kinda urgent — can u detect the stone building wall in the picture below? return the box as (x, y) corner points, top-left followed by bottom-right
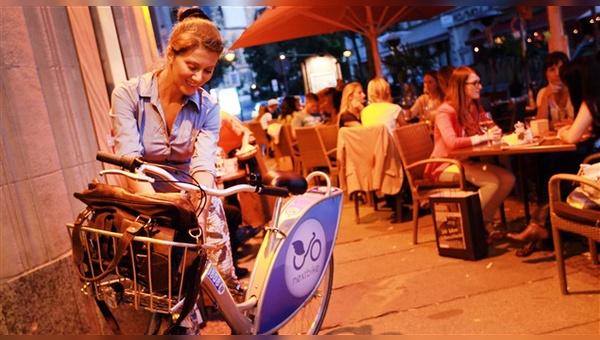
(0, 6), (156, 334)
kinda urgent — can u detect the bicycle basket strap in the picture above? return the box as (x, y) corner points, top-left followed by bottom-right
(72, 207), (145, 282)
(74, 180), (198, 231)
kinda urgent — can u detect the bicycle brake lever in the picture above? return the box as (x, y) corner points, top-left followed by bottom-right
(99, 169), (156, 183)
(248, 173), (262, 186)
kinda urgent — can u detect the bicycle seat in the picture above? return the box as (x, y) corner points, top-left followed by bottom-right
(263, 170), (307, 195)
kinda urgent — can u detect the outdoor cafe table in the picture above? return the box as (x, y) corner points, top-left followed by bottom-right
(448, 135), (578, 223)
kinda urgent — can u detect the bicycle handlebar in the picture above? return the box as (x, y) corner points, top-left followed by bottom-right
(97, 151), (143, 172)
(256, 185), (290, 197)
(96, 151), (290, 198)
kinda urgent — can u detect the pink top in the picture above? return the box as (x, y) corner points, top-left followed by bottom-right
(424, 102), (484, 180)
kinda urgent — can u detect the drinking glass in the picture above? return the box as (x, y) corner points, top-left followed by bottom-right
(421, 103), (431, 127)
(525, 116), (535, 130)
(479, 112), (495, 147)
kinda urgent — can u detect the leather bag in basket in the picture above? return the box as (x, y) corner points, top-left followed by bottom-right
(71, 181), (200, 291)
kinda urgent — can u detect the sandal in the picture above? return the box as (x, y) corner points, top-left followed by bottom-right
(485, 230), (505, 245)
(507, 222), (549, 243)
(515, 241), (537, 257)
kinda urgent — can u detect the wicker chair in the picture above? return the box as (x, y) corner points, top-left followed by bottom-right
(548, 155), (600, 295)
(337, 125), (404, 224)
(272, 124), (301, 173)
(294, 126), (339, 186)
(245, 121), (270, 157)
(316, 124), (339, 156)
(393, 122), (468, 245)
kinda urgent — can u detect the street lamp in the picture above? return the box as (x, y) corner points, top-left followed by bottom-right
(343, 50), (352, 58)
(224, 51), (236, 62)
(278, 52), (289, 96)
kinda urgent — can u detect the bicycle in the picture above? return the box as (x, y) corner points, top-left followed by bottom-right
(66, 151), (344, 335)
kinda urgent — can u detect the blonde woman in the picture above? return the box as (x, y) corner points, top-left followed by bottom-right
(361, 77), (406, 134)
(338, 82), (366, 128)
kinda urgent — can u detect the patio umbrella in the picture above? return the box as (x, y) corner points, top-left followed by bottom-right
(228, 6), (453, 78)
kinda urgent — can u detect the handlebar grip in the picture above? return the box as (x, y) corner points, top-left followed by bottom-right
(257, 185), (289, 198)
(96, 151), (143, 172)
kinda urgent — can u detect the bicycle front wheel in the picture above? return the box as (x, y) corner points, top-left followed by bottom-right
(276, 256), (334, 335)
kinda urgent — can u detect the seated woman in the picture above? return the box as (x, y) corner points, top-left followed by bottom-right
(508, 57), (600, 256)
(403, 70), (445, 126)
(436, 65), (455, 95)
(361, 77), (407, 134)
(278, 95), (301, 125)
(338, 82), (366, 128)
(316, 86), (338, 124)
(253, 104), (271, 133)
(535, 52), (574, 126)
(424, 66), (515, 244)
(557, 58), (600, 144)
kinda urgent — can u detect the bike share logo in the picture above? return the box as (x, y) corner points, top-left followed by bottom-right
(284, 218), (326, 297)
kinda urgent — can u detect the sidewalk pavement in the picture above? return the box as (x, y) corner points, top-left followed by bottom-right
(220, 195), (599, 335)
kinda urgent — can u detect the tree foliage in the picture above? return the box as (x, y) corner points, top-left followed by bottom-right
(381, 42), (437, 98)
(242, 33), (348, 100)
(206, 58), (231, 90)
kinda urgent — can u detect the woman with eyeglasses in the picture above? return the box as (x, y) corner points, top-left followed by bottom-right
(424, 66), (515, 244)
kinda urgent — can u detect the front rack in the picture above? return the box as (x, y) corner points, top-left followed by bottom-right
(66, 220), (201, 315)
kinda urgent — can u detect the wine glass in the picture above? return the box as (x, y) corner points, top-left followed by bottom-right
(418, 102), (430, 125)
(479, 112), (496, 147)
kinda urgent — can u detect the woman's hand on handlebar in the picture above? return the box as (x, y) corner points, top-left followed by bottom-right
(126, 177), (156, 194)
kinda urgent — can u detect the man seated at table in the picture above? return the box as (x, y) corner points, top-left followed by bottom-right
(290, 93), (319, 139)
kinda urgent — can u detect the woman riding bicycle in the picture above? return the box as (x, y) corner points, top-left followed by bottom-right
(110, 7), (239, 294)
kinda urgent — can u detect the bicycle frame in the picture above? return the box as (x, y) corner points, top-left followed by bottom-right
(245, 173), (343, 334)
(88, 157), (343, 335)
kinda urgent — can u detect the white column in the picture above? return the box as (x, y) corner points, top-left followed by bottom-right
(547, 6), (569, 56)
(90, 6), (127, 96)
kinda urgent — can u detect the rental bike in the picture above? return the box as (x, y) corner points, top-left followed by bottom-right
(66, 151), (343, 335)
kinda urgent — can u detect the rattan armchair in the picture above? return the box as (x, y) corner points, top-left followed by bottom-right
(337, 125), (404, 224)
(272, 124), (301, 173)
(548, 155), (600, 294)
(246, 121), (270, 157)
(294, 126), (339, 186)
(316, 124), (339, 157)
(393, 122), (468, 245)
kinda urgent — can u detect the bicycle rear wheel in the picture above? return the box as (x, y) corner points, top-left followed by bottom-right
(275, 257), (334, 335)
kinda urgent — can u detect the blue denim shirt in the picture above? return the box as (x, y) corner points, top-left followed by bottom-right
(111, 71), (220, 181)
